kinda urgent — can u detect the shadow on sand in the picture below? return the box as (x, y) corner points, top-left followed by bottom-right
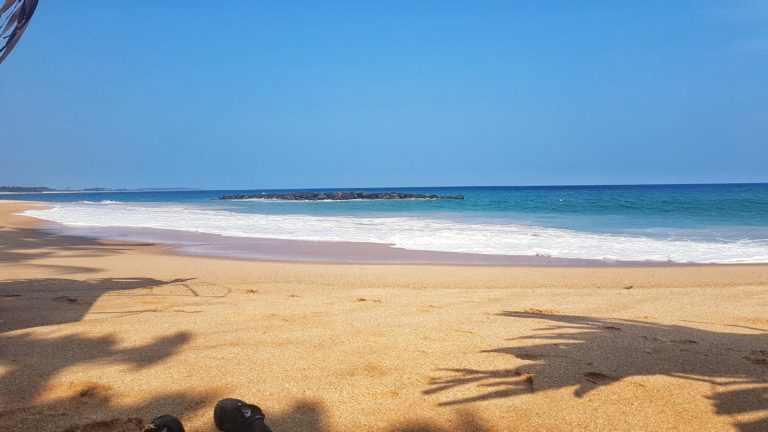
(0, 277), (194, 333)
(0, 226), (149, 274)
(424, 311), (768, 432)
(0, 322), (208, 431)
(266, 399), (493, 432)
(0, 273), (497, 431)
(0, 275), (214, 431)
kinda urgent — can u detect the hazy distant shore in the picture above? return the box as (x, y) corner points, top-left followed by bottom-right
(0, 188), (201, 194)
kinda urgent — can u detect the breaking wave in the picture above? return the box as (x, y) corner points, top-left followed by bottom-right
(22, 202), (768, 264)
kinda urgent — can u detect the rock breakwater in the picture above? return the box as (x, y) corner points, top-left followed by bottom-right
(218, 191), (464, 201)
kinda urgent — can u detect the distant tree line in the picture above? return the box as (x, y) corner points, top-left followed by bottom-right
(0, 186), (56, 192)
(0, 186), (195, 193)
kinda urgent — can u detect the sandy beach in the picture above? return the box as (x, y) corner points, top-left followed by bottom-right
(0, 200), (766, 432)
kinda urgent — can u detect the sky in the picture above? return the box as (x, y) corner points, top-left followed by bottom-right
(1, 0), (767, 189)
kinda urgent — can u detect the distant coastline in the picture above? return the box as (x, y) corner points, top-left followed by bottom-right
(0, 186), (201, 194)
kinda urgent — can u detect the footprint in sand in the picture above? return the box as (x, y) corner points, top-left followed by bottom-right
(43, 380), (112, 400)
(514, 352), (545, 361)
(643, 335), (698, 344)
(53, 296), (78, 304)
(355, 298), (382, 303)
(584, 372), (617, 385)
(524, 308), (560, 315)
(670, 339), (699, 344)
(744, 350), (768, 366)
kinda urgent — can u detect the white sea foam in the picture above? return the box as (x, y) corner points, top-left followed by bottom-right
(22, 203), (768, 263)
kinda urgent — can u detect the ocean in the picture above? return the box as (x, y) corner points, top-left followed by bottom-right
(6, 183), (768, 264)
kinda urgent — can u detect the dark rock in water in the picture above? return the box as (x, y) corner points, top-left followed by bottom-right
(217, 191), (465, 201)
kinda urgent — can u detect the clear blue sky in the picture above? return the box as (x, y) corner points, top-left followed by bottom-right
(1, 1), (767, 189)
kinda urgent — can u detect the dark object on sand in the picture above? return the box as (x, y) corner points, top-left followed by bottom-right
(218, 191), (465, 201)
(0, 0), (39, 64)
(142, 415), (186, 432)
(214, 398), (272, 432)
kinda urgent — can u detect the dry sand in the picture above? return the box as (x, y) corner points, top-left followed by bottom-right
(0, 200), (766, 432)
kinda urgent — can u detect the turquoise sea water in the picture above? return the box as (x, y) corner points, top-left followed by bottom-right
(7, 183), (768, 263)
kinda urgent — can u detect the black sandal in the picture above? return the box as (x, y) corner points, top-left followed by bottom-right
(213, 398), (272, 432)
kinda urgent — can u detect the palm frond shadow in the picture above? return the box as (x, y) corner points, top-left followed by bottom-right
(424, 311), (768, 431)
(0, 277), (195, 333)
(0, 323), (208, 432)
(0, 273), (235, 431)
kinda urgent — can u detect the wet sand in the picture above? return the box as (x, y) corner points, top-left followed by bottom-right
(1, 200), (766, 431)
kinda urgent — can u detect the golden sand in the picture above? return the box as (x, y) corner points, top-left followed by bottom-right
(0, 201), (766, 431)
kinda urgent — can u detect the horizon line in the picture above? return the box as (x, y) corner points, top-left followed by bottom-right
(3, 181), (768, 192)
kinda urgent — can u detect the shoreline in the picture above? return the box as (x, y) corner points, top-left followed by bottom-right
(7, 200), (641, 267)
(11, 199), (768, 267)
